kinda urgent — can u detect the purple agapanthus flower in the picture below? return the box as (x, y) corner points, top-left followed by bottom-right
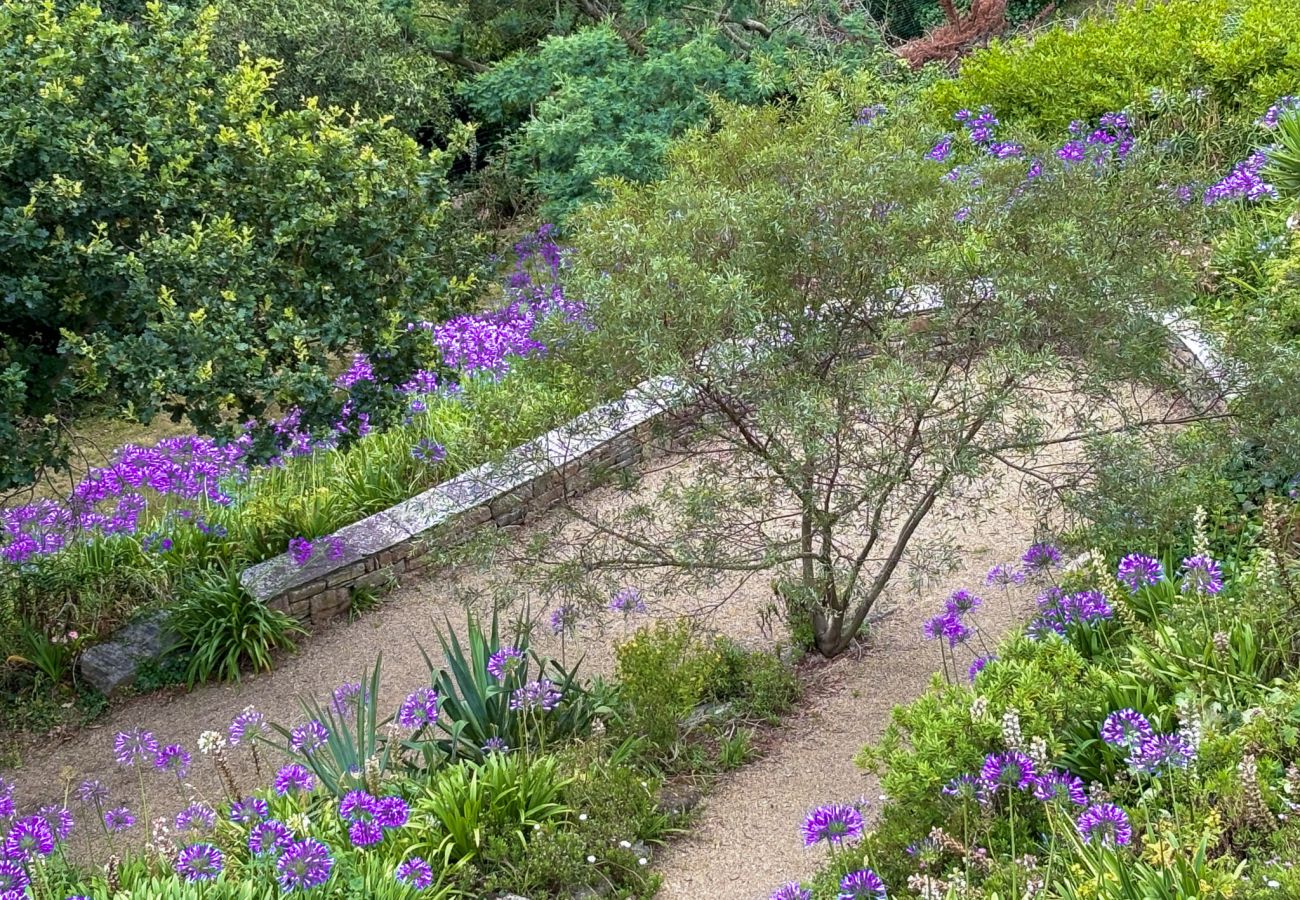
(509, 678), (562, 712)
(980, 751), (1036, 793)
(953, 206), (972, 223)
(76, 779), (108, 809)
(175, 803), (216, 834)
(103, 806), (135, 833)
(273, 764), (316, 796)
(396, 856), (435, 890)
(288, 536), (314, 567)
(486, 647), (525, 681)
(967, 655), (995, 683)
(339, 791), (377, 824)
(923, 610), (971, 647)
(1117, 553), (1164, 592)
(375, 796), (410, 829)
(397, 687), (439, 730)
(1128, 733), (1195, 775)
(249, 820), (294, 856)
(229, 708), (268, 746)
(926, 135), (954, 162)
(154, 743), (191, 779)
(0, 778), (13, 818)
(1179, 555), (1224, 595)
(1033, 770), (1087, 806)
(941, 774), (986, 805)
(176, 843), (223, 882)
(771, 883), (813, 900)
(1057, 141), (1086, 163)
(609, 586), (647, 614)
(331, 682), (368, 717)
(289, 721), (329, 755)
(113, 728), (159, 766)
(349, 820), (383, 847)
(1077, 802), (1132, 846)
(801, 803), (864, 846)
(944, 589), (982, 616)
(838, 869), (887, 900)
(1204, 151), (1277, 204)
(1022, 543), (1062, 572)
(550, 603), (580, 636)
(3, 816), (55, 862)
(277, 838), (334, 891)
(1100, 708), (1153, 749)
(482, 737), (510, 754)
(0, 860), (29, 896)
(229, 797), (269, 825)
(985, 564), (1025, 587)
(1259, 96), (1300, 128)
(36, 805), (73, 842)
(410, 438), (447, 464)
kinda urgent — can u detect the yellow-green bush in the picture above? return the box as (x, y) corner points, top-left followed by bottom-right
(926, 0), (1300, 134)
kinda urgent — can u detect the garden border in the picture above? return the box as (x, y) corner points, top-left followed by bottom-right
(77, 305), (1228, 694)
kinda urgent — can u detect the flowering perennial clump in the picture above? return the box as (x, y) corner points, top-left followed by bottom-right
(1116, 553), (1164, 592)
(801, 803), (864, 846)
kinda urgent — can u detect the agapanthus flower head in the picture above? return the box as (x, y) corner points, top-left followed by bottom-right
(1033, 770), (1087, 806)
(410, 438), (447, 464)
(176, 843), (223, 882)
(396, 687), (439, 730)
(1057, 141), (1086, 163)
(77, 779), (108, 808)
(922, 610), (971, 647)
(288, 536), (314, 567)
(1259, 96), (1300, 128)
(229, 707), (268, 746)
(944, 589), (982, 616)
(1076, 802), (1132, 846)
(289, 720), (329, 755)
(334, 353), (375, 390)
(1116, 553), (1164, 592)
(985, 563), (1025, 587)
(396, 855), (435, 890)
(482, 737), (510, 754)
(249, 820), (294, 856)
(113, 728), (159, 766)
(0, 777), (13, 818)
(339, 791), (378, 824)
(1022, 543), (1062, 572)
(1204, 150), (1276, 204)
(375, 796), (410, 829)
(838, 868), (887, 900)
(926, 135), (954, 163)
(3, 815), (55, 862)
(229, 797), (269, 825)
(154, 743), (191, 779)
(801, 803), (864, 847)
(509, 678), (563, 712)
(550, 603), (580, 636)
(330, 682), (367, 716)
(273, 764), (316, 796)
(1179, 555), (1224, 596)
(175, 803), (216, 834)
(103, 806), (135, 832)
(348, 820), (383, 847)
(980, 751), (1036, 793)
(486, 647), (525, 681)
(941, 774), (986, 805)
(0, 860), (29, 895)
(276, 838), (334, 891)
(36, 805), (73, 842)
(1028, 589), (1112, 638)
(771, 882), (812, 900)
(967, 655), (995, 683)
(1128, 732), (1195, 775)
(1100, 708), (1153, 749)
(609, 586), (647, 614)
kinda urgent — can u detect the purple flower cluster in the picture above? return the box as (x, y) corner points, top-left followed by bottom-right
(1028, 588), (1112, 639)
(396, 856), (435, 890)
(924, 588), (982, 648)
(801, 803), (864, 846)
(1076, 802), (1132, 846)
(771, 883), (812, 900)
(509, 678), (563, 712)
(981, 751), (1037, 793)
(336, 791), (410, 846)
(1203, 150), (1276, 205)
(273, 764), (316, 796)
(276, 837), (334, 891)
(1179, 554), (1223, 595)
(985, 563), (1025, 587)
(609, 586), (647, 615)
(487, 647), (525, 681)
(396, 687), (439, 730)
(1100, 708), (1153, 749)
(1116, 553), (1164, 592)
(1021, 542), (1062, 573)
(289, 720), (329, 755)
(550, 603), (580, 636)
(176, 843), (223, 882)
(334, 353), (376, 390)
(854, 104), (887, 127)
(1127, 732), (1195, 775)
(1258, 96), (1299, 129)
(838, 869), (887, 900)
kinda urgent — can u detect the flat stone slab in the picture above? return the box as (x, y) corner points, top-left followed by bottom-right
(240, 511), (412, 604)
(79, 610), (178, 696)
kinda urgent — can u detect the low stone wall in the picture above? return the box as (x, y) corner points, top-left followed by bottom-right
(239, 376), (691, 625)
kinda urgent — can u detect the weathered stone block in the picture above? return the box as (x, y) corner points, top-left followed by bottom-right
(78, 611), (179, 696)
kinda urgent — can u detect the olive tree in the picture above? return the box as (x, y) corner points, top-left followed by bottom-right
(521, 89), (1220, 657)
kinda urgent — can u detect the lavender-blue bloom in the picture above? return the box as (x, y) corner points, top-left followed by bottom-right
(482, 737), (510, 754)
(980, 751), (1036, 793)
(250, 820), (294, 855)
(0, 860), (29, 896)
(967, 655), (995, 683)
(1179, 555), (1224, 595)
(229, 708), (268, 746)
(985, 564), (1025, 587)
(509, 678), (562, 712)
(36, 805), (73, 842)
(1100, 708), (1153, 749)
(375, 796), (410, 829)
(113, 728), (158, 766)
(486, 647), (525, 681)
(1021, 543), (1062, 572)
(175, 803), (216, 834)
(550, 603), (580, 636)
(1033, 770), (1087, 806)
(154, 744), (191, 779)
(771, 884), (812, 900)
(609, 586), (647, 614)
(3, 816), (55, 862)
(339, 790), (378, 823)
(800, 803), (863, 846)
(276, 838), (334, 891)
(926, 135), (954, 162)
(941, 774), (986, 804)
(349, 820), (383, 847)
(1077, 802), (1132, 846)
(289, 720), (329, 755)
(838, 869), (887, 900)
(1128, 733), (1195, 775)
(396, 856), (435, 890)
(273, 764), (316, 796)
(176, 843), (223, 882)
(229, 797), (269, 825)
(1116, 553), (1164, 592)
(397, 687), (439, 730)
(103, 806), (135, 833)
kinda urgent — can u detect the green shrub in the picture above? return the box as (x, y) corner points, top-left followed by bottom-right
(168, 566), (305, 684)
(613, 619), (723, 752)
(927, 0), (1300, 135)
(706, 636), (800, 721)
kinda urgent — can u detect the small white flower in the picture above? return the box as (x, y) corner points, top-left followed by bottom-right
(619, 840), (631, 848)
(533, 824), (541, 831)
(197, 731), (227, 755)
(578, 813), (588, 821)
(1268, 881), (1280, 889)
(638, 857), (647, 866)
(587, 855), (596, 864)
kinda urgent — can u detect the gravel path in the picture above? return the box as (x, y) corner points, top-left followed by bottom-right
(1, 454), (1044, 892)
